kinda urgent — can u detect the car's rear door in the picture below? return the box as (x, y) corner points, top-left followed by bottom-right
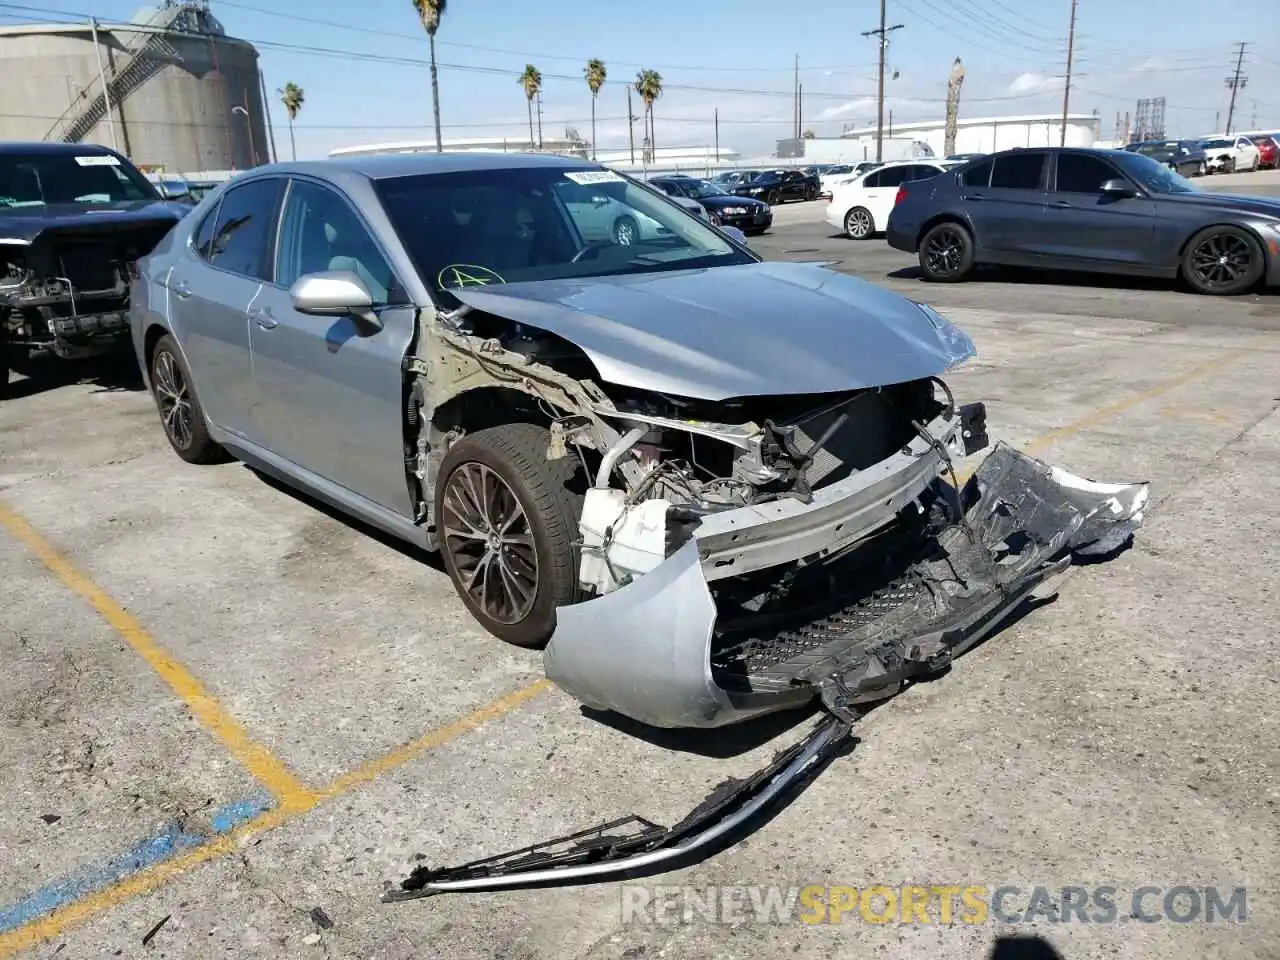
(1039, 152), (1158, 267)
(164, 175), (284, 440)
(959, 151), (1050, 257)
(861, 165), (911, 230)
(247, 176), (418, 516)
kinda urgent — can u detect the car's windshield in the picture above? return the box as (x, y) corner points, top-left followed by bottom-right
(681, 180), (730, 199)
(0, 151), (158, 209)
(1111, 151), (1198, 194)
(375, 166), (753, 300)
(1133, 142), (1176, 157)
(1199, 138), (1231, 149)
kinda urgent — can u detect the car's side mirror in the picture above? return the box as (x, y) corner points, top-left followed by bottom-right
(290, 270), (382, 332)
(1100, 178), (1138, 197)
(157, 182), (191, 202)
(721, 225), (748, 245)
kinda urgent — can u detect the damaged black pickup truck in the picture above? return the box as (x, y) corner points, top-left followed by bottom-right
(0, 142), (187, 392)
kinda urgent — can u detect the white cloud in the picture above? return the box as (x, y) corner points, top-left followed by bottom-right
(1007, 72), (1064, 95)
(817, 97), (877, 120)
(1129, 57), (1171, 74)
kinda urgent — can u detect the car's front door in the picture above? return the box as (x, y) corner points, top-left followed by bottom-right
(959, 151), (1049, 256)
(247, 176), (418, 516)
(163, 176), (284, 440)
(1039, 152), (1157, 267)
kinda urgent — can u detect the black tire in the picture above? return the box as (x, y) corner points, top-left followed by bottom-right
(434, 423), (585, 649)
(612, 215), (639, 246)
(148, 334), (228, 464)
(766, 190), (780, 206)
(1180, 225), (1264, 296)
(844, 206), (874, 240)
(918, 221), (975, 282)
(0, 336), (9, 398)
(805, 185), (817, 201)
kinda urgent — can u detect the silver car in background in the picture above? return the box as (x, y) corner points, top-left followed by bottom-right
(130, 152), (1147, 732)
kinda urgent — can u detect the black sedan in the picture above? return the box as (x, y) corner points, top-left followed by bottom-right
(725, 168), (819, 205)
(648, 176), (773, 234)
(884, 147), (1280, 296)
(1123, 139), (1207, 177)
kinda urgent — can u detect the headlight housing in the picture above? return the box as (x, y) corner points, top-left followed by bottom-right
(721, 206), (748, 216)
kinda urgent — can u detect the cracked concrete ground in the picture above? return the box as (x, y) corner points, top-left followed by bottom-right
(1, 173), (1278, 960)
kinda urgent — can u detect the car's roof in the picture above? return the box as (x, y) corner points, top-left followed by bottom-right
(0, 141), (121, 156)
(257, 150), (599, 182)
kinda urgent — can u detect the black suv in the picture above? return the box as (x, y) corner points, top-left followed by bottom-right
(648, 176), (773, 235)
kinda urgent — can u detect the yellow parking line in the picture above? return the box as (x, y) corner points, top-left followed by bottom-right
(0, 503), (317, 812)
(0, 346), (1247, 955)
(0, 679), (551, 957)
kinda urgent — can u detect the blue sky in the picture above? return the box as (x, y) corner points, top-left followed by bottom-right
(11, 0), (1280, 157)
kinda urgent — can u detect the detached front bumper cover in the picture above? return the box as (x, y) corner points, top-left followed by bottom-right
(386, 443), (1149, 900)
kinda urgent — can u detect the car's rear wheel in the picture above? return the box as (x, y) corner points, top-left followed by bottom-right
(612, 215), (639, 246)
(148, 334), (228, 464)
(434, 423), (585, 649)
(844, 206), (874, 239)
(1181, 225), (1264, 296)
(1196, 160), (1206, 176)
(0, 335), (10, 399)
(918, 221), (975, 282)
(766, 190), (780, 206)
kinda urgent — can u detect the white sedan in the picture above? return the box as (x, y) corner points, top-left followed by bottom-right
(819, 161), (882, 198)
(824, 159), (951, 240)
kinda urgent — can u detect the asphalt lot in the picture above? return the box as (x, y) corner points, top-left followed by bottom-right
(1, 169), (1279, 959)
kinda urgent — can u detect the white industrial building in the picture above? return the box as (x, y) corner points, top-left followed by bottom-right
(839, 113), (1103, 158)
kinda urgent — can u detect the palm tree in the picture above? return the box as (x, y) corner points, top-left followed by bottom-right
(518, 64), (542, 150)
(277, 82), (304, 161)
(583, 59), (606, 161)
(633, 69), (663, 160)
(411, 0), (448, 153)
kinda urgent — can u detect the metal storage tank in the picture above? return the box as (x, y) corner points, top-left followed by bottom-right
(0, 1), (271, 174)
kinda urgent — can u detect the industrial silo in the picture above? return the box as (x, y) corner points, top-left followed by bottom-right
(0, 1), (271, 175)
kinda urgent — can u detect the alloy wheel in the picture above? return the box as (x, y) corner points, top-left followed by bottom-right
(614, 219), (636, 246)
(440, 462), (539, 625)
(846, 208), (872, 239)
(923, 227), (965, 276)
(152, 349), (194, 450)
(1189, 233), (1252, 291)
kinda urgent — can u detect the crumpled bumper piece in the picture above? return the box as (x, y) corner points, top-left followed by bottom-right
(384, 713), (851, 900)
(546, 441), (1149, 730)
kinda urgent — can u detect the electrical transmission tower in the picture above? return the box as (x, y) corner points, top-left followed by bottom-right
(862, 0), (903, 162)
(1224, 42), (1248, 134)
(1133, 97), (1166, 141)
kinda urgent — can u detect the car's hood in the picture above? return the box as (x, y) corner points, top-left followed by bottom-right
(1168, 191), (1280, 218)
(448, 260), (976, 401)
(0, 199), (187, 244)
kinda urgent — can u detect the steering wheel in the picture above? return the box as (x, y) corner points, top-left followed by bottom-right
(571, 240), (614, 263)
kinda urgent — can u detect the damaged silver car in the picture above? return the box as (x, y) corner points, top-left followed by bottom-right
(131, 153), (1149, 739)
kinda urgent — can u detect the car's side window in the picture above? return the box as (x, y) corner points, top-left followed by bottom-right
(274, 178), (403, 307)
(990, 153), (1046, 190)
(875, 166), (910, 188)
(961, 159), (993, 187)
(862, 170), (882, 188)
(1055, 154), (1121, 193)
(204, 177), (284, 280)
(192, 196), (223, 261)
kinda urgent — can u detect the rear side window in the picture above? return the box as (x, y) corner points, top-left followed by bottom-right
(204, 177), (285, 280)
(961, 159), (992, 187)
(873, 166), (912, 188)
(990, 153), (1046, 190)
(192, 196), (223, 260)
(1056, 154), (1120, 193)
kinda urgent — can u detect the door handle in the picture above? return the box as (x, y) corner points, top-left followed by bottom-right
(965, 193), (985, 202)
(172, 279), (191, 299)
(247, 305), (278, 330)
(1051, 200), (1073, 208)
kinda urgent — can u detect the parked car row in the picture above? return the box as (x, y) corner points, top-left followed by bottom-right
(709, 167), (821, 205)
(824, 146), (1279, 297)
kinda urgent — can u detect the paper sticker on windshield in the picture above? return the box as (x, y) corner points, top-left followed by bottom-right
(563, 170), (623, 185)
(75, 154), (120, 166)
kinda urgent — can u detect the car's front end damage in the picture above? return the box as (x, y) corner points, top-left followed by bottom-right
(391, 261), (1149, 898)
(1, 206), (183, 361)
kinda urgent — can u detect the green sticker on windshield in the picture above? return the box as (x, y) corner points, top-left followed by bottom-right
(437, 264), (506, 289)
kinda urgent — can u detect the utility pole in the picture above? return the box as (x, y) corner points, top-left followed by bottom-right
(798, 84), (803, 136)
(1059, 0), (1077, 146)
(793, 54), (799, 138)
(1224, 42), (1248, 135)
(714, 106), (719, 161)
(626, 86), (636, 164)
(862, 0), (903, 163)
(535, 90), (544, 149)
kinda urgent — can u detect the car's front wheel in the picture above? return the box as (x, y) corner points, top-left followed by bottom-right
(434, 423), (585, 649)
(1180, 225), (1264, 296)
(844, 206), (874, 239)
(148, 334), (228, 464)
(612, 215), (639, 246)
(918, 221), (975, 282)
